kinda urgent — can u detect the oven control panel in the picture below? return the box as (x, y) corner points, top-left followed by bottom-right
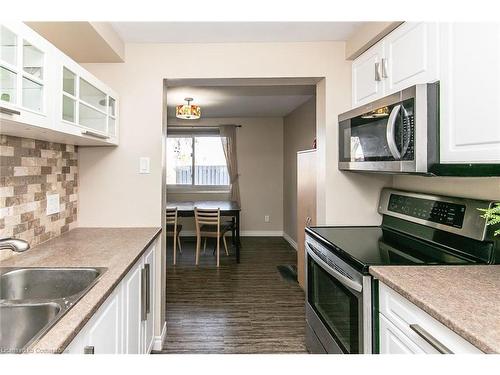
(388, 194), (466, 228)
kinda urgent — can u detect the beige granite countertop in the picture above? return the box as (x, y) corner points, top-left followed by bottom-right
(1, 227), (161, 353)
(370, 265), (500, 354)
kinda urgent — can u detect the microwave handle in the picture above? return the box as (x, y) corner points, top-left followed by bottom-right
(306, 242), (363, 293)
(386, 104), (402, 160)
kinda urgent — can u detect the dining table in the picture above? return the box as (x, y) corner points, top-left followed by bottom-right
(166, 200), (242, 263)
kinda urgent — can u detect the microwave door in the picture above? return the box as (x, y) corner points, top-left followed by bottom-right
(339, 99), (416, 172)
(352, 119), (394, 162)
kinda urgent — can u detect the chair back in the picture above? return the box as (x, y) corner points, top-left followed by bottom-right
(166, 207), (178, 226)
(194, 208), (220, 234)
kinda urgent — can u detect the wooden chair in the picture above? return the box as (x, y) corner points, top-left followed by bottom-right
(194, 208), (231, 267)
(166, 208), (182, 265)
(203, 218), (235, 253)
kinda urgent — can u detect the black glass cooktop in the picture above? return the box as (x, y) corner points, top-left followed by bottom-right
(306, 225), (483, 274)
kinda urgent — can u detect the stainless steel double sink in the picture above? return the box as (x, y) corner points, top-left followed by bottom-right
(0, 267), (106, 354)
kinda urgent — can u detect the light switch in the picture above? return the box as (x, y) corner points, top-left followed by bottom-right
(46, 194), (60, 215)
(139, 157), (150, 174)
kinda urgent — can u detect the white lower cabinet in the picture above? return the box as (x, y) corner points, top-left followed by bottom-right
(378, 283), (483, 354)
(379, 314), (425, 354)
(87, 289), (122, 354)
(64, 239), (158, 354)
(143, 246), (156, 353)
(122, 258), (143, 354)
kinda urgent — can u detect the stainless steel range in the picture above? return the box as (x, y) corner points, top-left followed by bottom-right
(305, 188), (499, 354)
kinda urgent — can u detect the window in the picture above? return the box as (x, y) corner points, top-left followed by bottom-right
(166, 135), (230, 190)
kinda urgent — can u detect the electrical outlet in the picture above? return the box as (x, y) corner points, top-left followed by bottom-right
(139, 157), (150, 174)
(264, 215), (270, 223)
(46, 193), (60, 215)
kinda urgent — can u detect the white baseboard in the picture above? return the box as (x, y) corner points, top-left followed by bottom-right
(152, 321), (167, 352)
(241, 230), (284, 237)
(179, 230), (284, 237)
(283, 232), (298, 250)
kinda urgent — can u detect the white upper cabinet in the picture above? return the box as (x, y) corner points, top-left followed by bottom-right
(352, 22), (438, 108)
(0, 21), (119, 146)
(351, 21), (500, 166)
(439, 22), (500, 163)
(55, 52), (119, 145)
(384, 22), (439, 93)
(352, 42), (385, 107)
(0, 22), (56, 129)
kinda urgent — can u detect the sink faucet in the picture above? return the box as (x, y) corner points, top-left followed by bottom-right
(0, 238), (30, 252)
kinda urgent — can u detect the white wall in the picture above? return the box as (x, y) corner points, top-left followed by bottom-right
(81, 41), (390, 229)
(167, 117), (284, 234)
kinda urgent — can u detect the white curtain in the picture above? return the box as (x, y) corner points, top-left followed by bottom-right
(219, 125), (240, 206)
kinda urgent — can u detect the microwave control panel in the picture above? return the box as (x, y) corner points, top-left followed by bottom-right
(388, 194), (466, 228)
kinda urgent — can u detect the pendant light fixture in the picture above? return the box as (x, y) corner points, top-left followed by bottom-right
(176, 97), (201, 120)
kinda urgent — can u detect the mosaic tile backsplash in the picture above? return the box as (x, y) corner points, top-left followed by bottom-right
(0, 135), (78, 256)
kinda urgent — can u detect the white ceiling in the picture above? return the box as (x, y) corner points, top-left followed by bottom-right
(111, 22), (364, 44)
(167, 85), (316, 118)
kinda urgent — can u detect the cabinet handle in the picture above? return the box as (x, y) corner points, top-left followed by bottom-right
(381, 58), (389, 78)
(145, 263), (151, 314)
(141, 267), (147, 321)
(0, 106), (21, 116)
(375, 62), (382, 82)
(409, 324), (453, 354)
(83, 346), (95, 354)
(81, 130), (110, 139)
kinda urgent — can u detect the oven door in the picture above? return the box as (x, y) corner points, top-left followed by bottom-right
(305, 242), (365, 354)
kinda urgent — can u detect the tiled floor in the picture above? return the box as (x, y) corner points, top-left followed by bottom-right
(161, 236), (307, 353)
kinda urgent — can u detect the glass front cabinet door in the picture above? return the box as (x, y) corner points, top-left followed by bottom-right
(56, 53), (119, 145)
(0, 22), (55, 129)
(0, 22), (118, 146)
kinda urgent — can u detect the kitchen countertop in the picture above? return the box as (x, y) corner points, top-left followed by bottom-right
(370, 265), (500, 354)
(1, 227), (161, 354)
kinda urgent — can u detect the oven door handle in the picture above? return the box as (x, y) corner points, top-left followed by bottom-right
(306, 243), (363, 293)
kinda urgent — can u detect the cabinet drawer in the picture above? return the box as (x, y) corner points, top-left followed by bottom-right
(379, 314), (427, 354)
(379, 282), (482, 354)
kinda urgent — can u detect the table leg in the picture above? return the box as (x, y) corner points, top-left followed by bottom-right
(230, 217), (235, 245)
(236, 212), (241, 263)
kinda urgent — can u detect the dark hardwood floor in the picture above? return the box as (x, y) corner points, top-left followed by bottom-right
(161, 236), (307, 353)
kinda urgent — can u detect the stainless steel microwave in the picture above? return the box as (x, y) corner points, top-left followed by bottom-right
(338, 82), (439, 174)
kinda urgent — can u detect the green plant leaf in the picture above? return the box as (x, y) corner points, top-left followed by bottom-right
(478, 203), (500, 237)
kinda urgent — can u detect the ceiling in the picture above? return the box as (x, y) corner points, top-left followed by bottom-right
(26, 22), (125, 63)
(167, 85), (316, 118)
(111, 22), (364, 44)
